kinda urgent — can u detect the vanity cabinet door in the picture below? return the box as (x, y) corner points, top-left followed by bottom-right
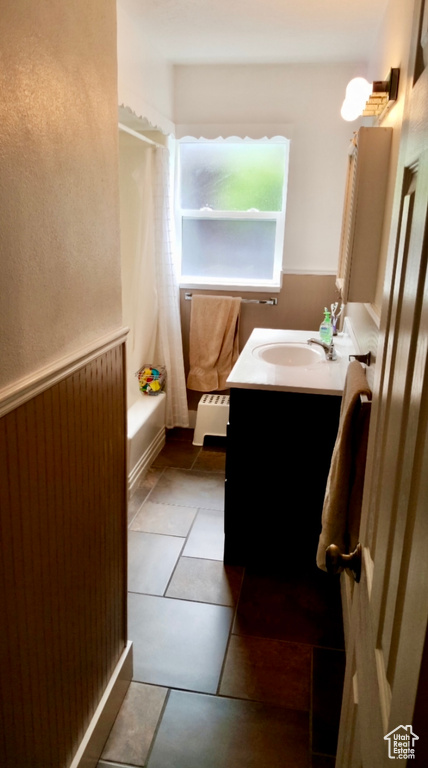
(224, 387), (341, 569)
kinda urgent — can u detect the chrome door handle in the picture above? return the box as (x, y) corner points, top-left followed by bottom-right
(325, 542), (362, 583)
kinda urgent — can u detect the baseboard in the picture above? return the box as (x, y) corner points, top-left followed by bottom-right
(69, 641), (133, 768)
(128, 426), (165, 496)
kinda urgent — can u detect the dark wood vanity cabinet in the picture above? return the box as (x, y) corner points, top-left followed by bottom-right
(224, 387), (341, 569)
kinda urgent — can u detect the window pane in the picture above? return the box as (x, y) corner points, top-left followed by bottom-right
(180, 143), (286, 211)
(181, 218), (276, 280)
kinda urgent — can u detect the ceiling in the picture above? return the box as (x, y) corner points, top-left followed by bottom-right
(126, 0), (390, 65)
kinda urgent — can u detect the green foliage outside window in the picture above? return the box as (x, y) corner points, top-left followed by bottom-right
(180, 143), (286, 212)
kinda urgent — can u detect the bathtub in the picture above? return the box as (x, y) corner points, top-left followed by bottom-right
(127, 393), (166, 496)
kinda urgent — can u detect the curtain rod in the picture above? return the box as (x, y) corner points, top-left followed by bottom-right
(118, 122), (164, 149)
(184, 292), (277, 306)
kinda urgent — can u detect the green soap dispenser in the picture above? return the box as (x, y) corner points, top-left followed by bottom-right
(319, 308), (333, 345)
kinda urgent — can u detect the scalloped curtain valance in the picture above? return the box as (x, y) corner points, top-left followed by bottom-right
(175, 123), (293, 141)
(118, 103), (175, 138)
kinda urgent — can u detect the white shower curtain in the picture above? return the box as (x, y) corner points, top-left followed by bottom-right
(153, 146), (189, 428)
(120, 135), (158, 409)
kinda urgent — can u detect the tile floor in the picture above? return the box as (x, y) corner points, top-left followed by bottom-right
(98, 428), (345, 768)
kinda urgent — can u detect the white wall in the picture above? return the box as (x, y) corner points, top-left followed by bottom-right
(174, 63), (366, 274)
(117, 0), (175, 134)
(0, 0), (122, 392)
(367, 0), (417, 312)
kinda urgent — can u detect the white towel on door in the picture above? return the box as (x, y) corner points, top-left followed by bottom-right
(316, 361), (371, 571)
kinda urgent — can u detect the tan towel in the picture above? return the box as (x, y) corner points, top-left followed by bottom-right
(187, 295), (241, 392)
(316, 361), (371, 571)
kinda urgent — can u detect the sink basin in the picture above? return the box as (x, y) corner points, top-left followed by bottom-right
(252, 342), (324, 367)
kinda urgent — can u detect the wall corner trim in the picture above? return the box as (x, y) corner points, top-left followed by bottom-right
(69, 641), (133, 768)
(0, 327), (129, 418)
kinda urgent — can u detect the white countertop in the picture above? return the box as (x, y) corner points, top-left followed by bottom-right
(226, 328), (356, 396)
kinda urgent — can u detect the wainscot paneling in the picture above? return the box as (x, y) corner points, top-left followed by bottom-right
(0, 342), (128, 768)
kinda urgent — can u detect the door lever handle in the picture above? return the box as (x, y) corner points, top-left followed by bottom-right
(325, 543), (362, 583)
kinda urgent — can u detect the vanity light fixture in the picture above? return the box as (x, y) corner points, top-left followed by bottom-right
(341, 68), (400, 122)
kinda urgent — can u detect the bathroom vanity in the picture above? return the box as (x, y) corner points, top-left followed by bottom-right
(224, 328), (355, 569)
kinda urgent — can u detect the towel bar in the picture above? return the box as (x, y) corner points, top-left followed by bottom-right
(184, 292), (277, 305)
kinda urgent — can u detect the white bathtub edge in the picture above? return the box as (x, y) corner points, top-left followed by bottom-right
(128, 425), (165, 496)
(127, 393), (166, 497)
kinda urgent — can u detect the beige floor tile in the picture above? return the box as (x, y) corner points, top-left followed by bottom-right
(146, 690), (309, 768)
(128, 531), (184, 595)
(127, 467), (164, 525)
(101, 682), (167, 766)
(219, 634), (312, 710)
(152, 440), (201, 469)
(128, 593), (233, 693)
(182, 508), (225, 560)
(130, 500), (197, 537)
(192, 448), (226, 472)
(166, 557), (243, 605)
(149, 468), (225, 510)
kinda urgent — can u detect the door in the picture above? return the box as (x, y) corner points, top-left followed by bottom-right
(336, 1), (428, 765)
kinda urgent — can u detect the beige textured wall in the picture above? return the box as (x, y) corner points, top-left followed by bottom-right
(0, 0), (122, 391)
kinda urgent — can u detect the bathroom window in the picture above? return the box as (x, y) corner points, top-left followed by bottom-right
(176, 138), (289, 289)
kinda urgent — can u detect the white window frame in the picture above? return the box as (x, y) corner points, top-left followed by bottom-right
(175, 136), (290, 292)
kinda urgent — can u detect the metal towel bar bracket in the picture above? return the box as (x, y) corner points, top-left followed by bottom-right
(349, 351), (371, 366)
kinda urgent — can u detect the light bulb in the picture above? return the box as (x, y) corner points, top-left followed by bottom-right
(340, 99), (362, 122)
(345, 77), (372, 102)
(341, 77), (373, 121)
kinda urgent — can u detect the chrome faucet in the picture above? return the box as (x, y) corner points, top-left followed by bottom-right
(307, 337), (337, 360)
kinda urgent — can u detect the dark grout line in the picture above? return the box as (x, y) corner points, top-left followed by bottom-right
(162, 537), (189, 597)
(189, 446), (202, 470)
(312, 643), (346, 653)
(311, 750), (338, 759)
(179, 554), (228, 563)
(128, 528), (190, 540)
(229, 626), (330, 650)
(215, 566), (246, 696)
(157, 593), (238, 608)
(159, 465), (226, 477)
(144, 687), (172, 767)
(130, 679), (312, 712)
(127, 466), (166, 529)
(128, 591), (236, 609)
(309, 645), (314, 756)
